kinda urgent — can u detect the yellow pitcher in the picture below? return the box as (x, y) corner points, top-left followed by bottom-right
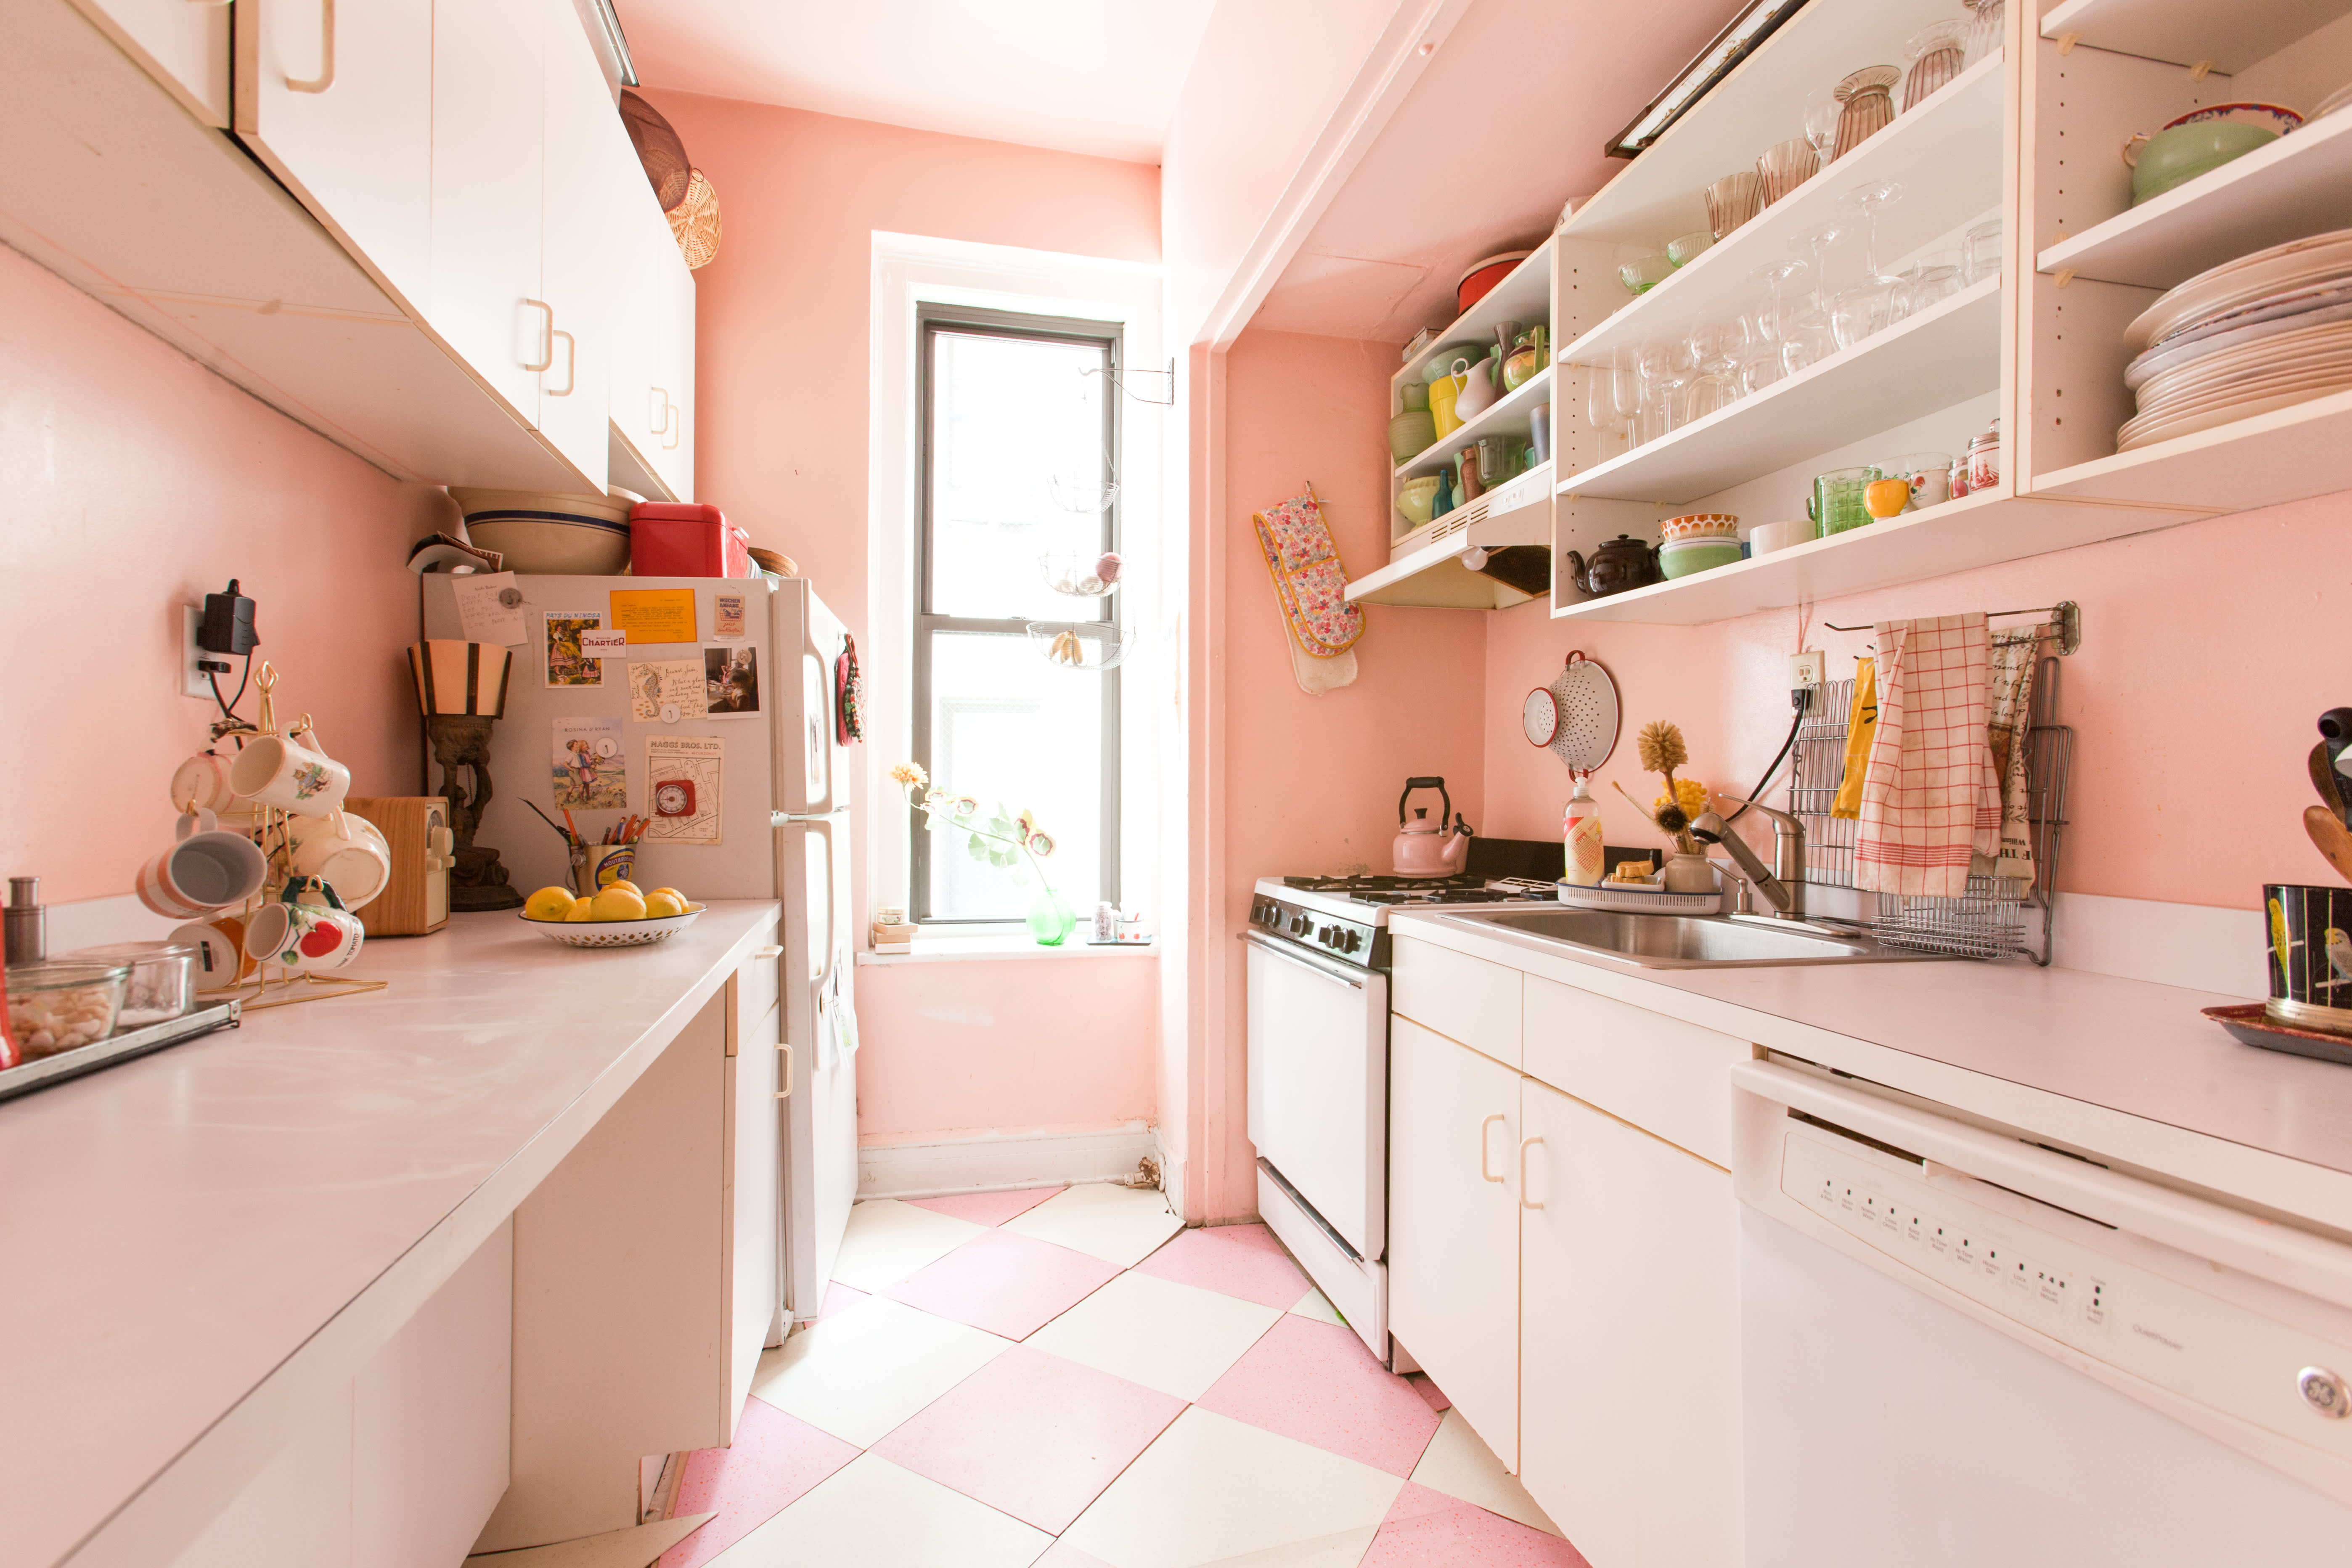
(1429, 365), (1465, 440)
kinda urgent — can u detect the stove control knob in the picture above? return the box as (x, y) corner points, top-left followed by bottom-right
(1320, 927), (1335, 946)
(1343, 930), (1362, 953)
(1290, 915), (1307, 934)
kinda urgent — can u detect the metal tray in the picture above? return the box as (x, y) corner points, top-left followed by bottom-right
(0, 1001), (241, 1103)
(2203, 1002), (2352, 1068)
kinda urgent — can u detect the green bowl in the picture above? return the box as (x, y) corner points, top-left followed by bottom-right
(2131, 122), (2276, 205)
(1658, 539), (1742, 579)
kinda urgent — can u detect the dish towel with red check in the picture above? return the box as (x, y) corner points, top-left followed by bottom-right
(1854, 613), (1994, 898)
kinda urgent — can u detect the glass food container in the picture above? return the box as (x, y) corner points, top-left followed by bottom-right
(67, 941), (199, 1029)
(6, 960), (131, 1060)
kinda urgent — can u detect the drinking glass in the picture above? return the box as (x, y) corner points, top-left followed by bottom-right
(1810, 466), (1882, 535)
(1901, 22), (1967, 112)
(1833, 67), (1901, 160)
(1608, 347), (1643, 449)
(1757, 137), (1818, 206)
(1704, 172), (1764, 240)
(1802, 224), (1851, 311)
(1780, 306), (1838, 376)
(1802, 84), (1843, 166)
(1961, 0), (2005, 68)
(1891, 251), (1963, 320)
(1963, 218), (2004, 285)
(1637, 339), (1695, 442)
(1685, 323), (1743, 421)
(1616, 244), (1674, 295)
(1849, 180), (1904, 286)
(1584, 348), (1637, 459)
(1830, 283), (1890, 350)
(1667, 231), (1715, 268)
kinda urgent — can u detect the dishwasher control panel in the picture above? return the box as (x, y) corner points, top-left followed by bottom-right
(1779, 1119), (2352, 1462)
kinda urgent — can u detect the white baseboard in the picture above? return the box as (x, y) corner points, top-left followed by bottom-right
(857, 1123), (1160, 1201)
(2051, 892), (2263, 998)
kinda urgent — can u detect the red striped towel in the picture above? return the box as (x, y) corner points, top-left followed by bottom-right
(1854, 614), (1991, 898)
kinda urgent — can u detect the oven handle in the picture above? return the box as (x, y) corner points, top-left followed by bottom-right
(1238, 930), (1367, 989)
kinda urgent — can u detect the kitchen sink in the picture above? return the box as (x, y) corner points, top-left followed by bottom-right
(1437, 908), (1935, 968)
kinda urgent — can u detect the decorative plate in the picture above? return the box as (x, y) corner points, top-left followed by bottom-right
(521, 904), (706, 948)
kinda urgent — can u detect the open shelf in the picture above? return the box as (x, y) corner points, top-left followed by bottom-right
(2030, 381), (2352, 511)
(1558, 276), (2000, 504)
(2037, 106), (2352, 290)
(1396, 238), (1555, 390)
(1558, 55), (2006, 366)
(1560, 0), (1984, 246)
(1397, 367), (1552, 480)
(1550, 485), (2209, 624)
(2039, 0), (2352, 74)
(1352, 467), (1552, 609)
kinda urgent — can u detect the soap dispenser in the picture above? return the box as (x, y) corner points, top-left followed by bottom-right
(1563, 774), (1604, 887)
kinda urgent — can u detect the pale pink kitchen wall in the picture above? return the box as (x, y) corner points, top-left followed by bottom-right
(1205, 326), (1488, 1219)
(1484, 495), (2352, 909)
(642, 91), (1167, 1148)
(0, 245), (444, 903)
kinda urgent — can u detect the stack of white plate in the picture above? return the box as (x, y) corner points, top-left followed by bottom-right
(2118, 229), (2352, 451)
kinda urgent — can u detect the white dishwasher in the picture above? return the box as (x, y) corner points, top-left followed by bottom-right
(1732, 1059), (2352, 1565)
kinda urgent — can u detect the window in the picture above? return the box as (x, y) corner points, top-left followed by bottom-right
(912, 305), (1121, 924)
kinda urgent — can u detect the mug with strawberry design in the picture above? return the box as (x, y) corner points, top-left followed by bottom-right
(243, 878), (366, 973)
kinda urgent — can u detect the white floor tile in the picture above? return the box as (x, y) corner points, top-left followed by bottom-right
(1025, 1270), (1281, 1401)
(702, 1452), (1050, 1568)
(1059, 1406), (1400, 1568)
(1288, 1285), (1347, 1326)
(1407, 1407), (1563, 1537)
(1001, 1182), (1181, 1268)
(749, 1295), (1010, 1446)
(830, 1198), (988, 1292)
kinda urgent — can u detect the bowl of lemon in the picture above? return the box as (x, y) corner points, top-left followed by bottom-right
(520, 881), (705, 948)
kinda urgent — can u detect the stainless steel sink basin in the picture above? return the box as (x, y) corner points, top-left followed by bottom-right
(1438, 908), (1933, 969)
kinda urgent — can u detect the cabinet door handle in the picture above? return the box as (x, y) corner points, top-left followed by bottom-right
(773, 1041), (793, 1099)
(649, 386), (670, 430)
(285, 0), (335, 90)
(1478, 1112), (1507, 1183)
(521, 299), (555, 372)
(661, 402), (681, 449)
(1519, 1137), (1544, 1209)
(546, 329), (576, 396)
(754, 945), (784, 960)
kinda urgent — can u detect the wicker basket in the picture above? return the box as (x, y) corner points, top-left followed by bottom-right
(668, 169), (722, 270)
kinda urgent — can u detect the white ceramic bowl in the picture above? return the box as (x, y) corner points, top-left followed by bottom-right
(1748, 520), (1817, 557)
(450, 487), (633, 575)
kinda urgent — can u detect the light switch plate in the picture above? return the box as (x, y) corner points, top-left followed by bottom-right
(180, 605), (214, 699)
(1790, 650), (1825, 690)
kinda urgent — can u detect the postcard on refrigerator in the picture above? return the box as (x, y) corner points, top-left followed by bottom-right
(645, 734), (723, 845)
(704, 646), (761, 716)
(712, 592), (748, 642)
(551, 717), (628, 810)
(629, 659), (709, 723)
(543, 611), (606, 687)
(452, 571), (527, 646)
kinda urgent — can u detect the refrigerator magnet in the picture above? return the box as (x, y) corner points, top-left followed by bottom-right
(712, 592), (748, 641)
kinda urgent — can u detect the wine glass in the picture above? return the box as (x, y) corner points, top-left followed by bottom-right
(1780, 304), (1838, 377)
(1802, 224), (1851, 313)
(1686, 323), (1743, 421)
(1584, 348), (1636, 459)
(1637, 338), (1695, 442)
(1849, 181), (1904, 286)
(1803, 84), (1843, 166)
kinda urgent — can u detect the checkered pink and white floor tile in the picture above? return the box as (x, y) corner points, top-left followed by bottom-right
(655, 1184), (1587, 1568)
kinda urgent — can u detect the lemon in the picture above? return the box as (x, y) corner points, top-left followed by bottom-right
(562, 898), (597, 923)
(603, 878), (643, 897)
(644, 890), (686, 919)
(524, 886), (575, 922)
(591, 887), (648, 922)
(648, 886), (687, 906)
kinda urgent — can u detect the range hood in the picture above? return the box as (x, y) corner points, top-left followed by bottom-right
(1345, 461), (1551, 609)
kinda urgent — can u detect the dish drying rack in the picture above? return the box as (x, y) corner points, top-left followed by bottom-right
(1790, 654), (2073, 964)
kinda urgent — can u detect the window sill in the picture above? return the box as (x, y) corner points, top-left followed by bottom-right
(857, 935), (1157, 965)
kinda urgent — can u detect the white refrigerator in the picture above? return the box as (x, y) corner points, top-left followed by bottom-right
(422, 572), (859, 1333)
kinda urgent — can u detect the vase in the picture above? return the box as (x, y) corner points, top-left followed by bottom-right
(1663, 853), (1716, 894)
(1027, 890), (1077, 946)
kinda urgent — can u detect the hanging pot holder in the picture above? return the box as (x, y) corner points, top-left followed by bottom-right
(1251, 492), (1365, 659)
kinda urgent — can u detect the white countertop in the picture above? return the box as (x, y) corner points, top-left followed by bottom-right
(1392, 908), (2352, 1234)
(2, 902), (780, 1568)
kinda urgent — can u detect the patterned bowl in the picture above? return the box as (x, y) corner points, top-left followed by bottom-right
(1659, 512), (1740, 544)
(521, 904), (705, 948)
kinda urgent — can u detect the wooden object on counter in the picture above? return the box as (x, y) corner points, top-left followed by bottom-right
(2306, 805), (2352, 885)
(344, 796), (455, 936)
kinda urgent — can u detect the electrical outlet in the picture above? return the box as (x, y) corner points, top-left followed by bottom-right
(1790, 650), (1825, 690)
(180, 605), (232, 699)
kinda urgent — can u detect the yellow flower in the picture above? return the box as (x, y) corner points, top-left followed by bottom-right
(889, 762), (928, 789)
(1655, 778), (1708, 821)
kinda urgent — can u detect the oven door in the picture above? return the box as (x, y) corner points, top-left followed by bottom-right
(1244, 931), (1388, 1260)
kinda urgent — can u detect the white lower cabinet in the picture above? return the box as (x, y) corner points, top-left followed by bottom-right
(1388, 1016), (1522, 1470)
(1519, 1079), (1743, 1567)
(1389, 943), (1747, 1567)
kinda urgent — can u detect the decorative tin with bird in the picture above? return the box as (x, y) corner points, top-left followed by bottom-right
(2264, 882), (2352, 1035)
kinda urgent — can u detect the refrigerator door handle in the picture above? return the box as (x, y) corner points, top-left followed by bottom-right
(772, 810), (846, 826)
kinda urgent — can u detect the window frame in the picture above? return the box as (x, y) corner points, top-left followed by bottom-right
(909, 302), (1124, 926)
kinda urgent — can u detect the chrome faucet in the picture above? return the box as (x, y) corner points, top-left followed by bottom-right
(1688, 796), (1806, 922)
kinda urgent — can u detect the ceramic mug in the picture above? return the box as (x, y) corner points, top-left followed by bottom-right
(228, 732), (350, 817)
(136, 810), (269, 919)
(172, 916), (257, 984)
(244, 879), (365, 973)
(1748, 520), (1816, 557)
(169, 751), (239, 813)
(285, 811), (392, 906)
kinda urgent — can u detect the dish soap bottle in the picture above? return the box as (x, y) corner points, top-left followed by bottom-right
(1562, 775), (1604, 887)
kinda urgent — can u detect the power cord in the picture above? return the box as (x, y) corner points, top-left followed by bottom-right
(1724, 686), (1812, 826)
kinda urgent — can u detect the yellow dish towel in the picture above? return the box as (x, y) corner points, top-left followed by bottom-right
(1832, 657), (1877, 820)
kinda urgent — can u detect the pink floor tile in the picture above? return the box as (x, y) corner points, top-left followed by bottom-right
(1361, 1483), (1592, 1567)
(1031, 1543), (1119, 1568)
(1131, 1221), (1309, 1310)
(814, 1280), (868, 1324)
(1196, 1314), (1442, 1476)
(871, 1344), (1185, 1534)
(907, 1186), (1065, 1226)
(655, 1398), (861, 1568)
(1407, 1373), (1451, 1414)
(883, 1226), (1121, 1340)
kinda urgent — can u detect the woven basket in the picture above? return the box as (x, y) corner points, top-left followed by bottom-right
(668, 169), (722, 270)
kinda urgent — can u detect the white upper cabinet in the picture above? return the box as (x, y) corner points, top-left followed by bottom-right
(612, 192), (697, 501)
(233, 0), (434, 311)
(429, 0), (545, 432)
(67, 0), (230, 125)
(537, 0), (626, 486)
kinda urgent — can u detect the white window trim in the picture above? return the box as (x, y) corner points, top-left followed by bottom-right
(868, 232), (1164, 936)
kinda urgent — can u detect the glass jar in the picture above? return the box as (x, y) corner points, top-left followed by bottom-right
(67, 942), (198, 1029)
(6, 960), (130, 1060)
(1965, 418), (2002, 493)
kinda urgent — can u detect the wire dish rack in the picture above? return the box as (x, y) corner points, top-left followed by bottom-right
(1790, 656), (2072, 963)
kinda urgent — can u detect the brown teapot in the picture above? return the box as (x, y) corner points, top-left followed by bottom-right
(1560, 534), (1660, 598)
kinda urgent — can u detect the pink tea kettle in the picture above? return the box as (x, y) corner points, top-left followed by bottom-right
(1395, 776), (1473, 876)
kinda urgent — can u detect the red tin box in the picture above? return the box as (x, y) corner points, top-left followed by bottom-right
(629, 502), (750, 578)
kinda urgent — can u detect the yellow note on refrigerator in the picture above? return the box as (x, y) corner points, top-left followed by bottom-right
(608, 588), (698, 645)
